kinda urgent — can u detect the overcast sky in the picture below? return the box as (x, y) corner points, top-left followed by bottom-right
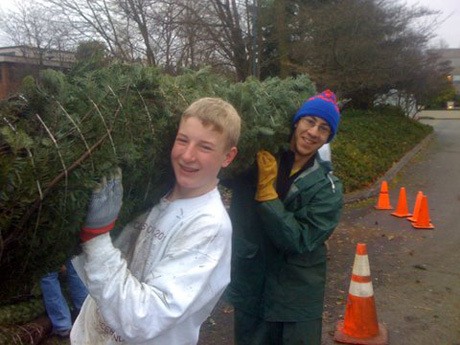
(403, 0), (460, 48)
(1, 0), (459, 48)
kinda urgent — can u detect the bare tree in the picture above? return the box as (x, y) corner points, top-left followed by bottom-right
(116, 0), (156, 65)
(43, 0), (137, 61)
(274, 0), (288, 78)
(210, 0), (252, 80)
(2, 0), (258, 78)
(0, 2), (74, 55)
(287, 0), (443, 107)
(170, 0), (254, 80)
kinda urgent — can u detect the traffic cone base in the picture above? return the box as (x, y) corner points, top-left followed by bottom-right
(391, 187), (411, 218)
(412, 195), (434, 229)
(334, 320), (388, 345)
(374, 181), (392, 210)
(412, 223), (434, 229)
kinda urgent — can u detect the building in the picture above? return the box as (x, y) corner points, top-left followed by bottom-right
(0, 46), (75, 100)
(434, 48), (460, 96)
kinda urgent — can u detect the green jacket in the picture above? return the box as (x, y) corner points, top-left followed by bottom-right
(224, 151), (343, 321)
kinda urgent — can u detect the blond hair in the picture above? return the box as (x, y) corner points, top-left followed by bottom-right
(182, 97), (241, 149)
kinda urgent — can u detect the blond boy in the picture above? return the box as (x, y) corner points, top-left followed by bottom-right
(71, 97), (241, 344)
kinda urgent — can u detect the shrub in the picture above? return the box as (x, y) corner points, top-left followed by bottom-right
(332, 109), (432, 192)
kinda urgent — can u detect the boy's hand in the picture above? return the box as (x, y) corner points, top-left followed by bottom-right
(80, 168), (123, 243)
(255, 150), (278, 201)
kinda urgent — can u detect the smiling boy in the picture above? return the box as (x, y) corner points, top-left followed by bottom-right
(71, 97), (241, 345)
(225, 90), (343, 345)
(170, 100), (239, 199)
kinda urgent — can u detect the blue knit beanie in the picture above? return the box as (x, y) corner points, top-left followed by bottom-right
(292, 89), (340, 142)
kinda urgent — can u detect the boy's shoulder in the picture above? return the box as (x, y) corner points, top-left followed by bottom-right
(169, 188), (227, 214)
(294, 158), (341, 190)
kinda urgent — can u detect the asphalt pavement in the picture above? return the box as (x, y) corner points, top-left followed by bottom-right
(321, 109), (460, 344)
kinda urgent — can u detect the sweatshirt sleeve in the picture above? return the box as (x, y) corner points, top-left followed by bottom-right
(80, 214), (230, 343)
(257, 179), (343, 254)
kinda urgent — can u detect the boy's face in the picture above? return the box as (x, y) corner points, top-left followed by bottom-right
(291, 115), (330, 164)
(170, 116), (237, 199)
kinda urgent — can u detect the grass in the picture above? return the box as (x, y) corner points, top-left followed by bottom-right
(331, 107), (433, 193)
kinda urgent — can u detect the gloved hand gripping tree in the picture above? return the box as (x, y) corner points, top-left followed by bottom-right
(80, 169), (123, 243)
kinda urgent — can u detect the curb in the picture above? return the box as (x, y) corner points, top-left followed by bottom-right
(343, 133), (434, 204)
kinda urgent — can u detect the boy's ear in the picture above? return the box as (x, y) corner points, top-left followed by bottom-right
(221, 147), (238, 168)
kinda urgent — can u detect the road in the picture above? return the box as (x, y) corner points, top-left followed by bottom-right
(199, 110), (460, 345)
(321, 110), (460, 344)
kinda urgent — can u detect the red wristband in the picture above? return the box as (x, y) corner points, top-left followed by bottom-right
(80, 220), (116, 243)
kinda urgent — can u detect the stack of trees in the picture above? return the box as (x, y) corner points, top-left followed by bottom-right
(0, 60), (315, 300)
(0, 0), (454, 108)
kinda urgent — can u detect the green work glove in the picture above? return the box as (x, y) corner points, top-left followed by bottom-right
(80, 168), (123, 243)
(255, 150), (278, 201)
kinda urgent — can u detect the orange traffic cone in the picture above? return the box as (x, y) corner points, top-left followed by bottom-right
(391, 187), (412, 218)
(407, 191), (423, 222)
(412, 195), (434, 229)
(334, 243), (388, 345)
(374, 181), (392, 210)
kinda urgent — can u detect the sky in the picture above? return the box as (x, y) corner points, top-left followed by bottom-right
(0, 0), (459, 48)
(403, 0), (460, 48)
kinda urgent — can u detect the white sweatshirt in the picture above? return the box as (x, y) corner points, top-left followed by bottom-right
(71, 188), (232, 345)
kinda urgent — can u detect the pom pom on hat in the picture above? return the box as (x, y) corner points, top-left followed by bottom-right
(292, 89), (340, 142)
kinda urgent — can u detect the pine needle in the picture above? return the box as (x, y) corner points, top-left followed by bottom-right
(57, 101), (95, 172)
(89, 97), (117, 156)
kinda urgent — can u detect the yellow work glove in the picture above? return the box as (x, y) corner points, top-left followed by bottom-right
(255, 150), (278, 201)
